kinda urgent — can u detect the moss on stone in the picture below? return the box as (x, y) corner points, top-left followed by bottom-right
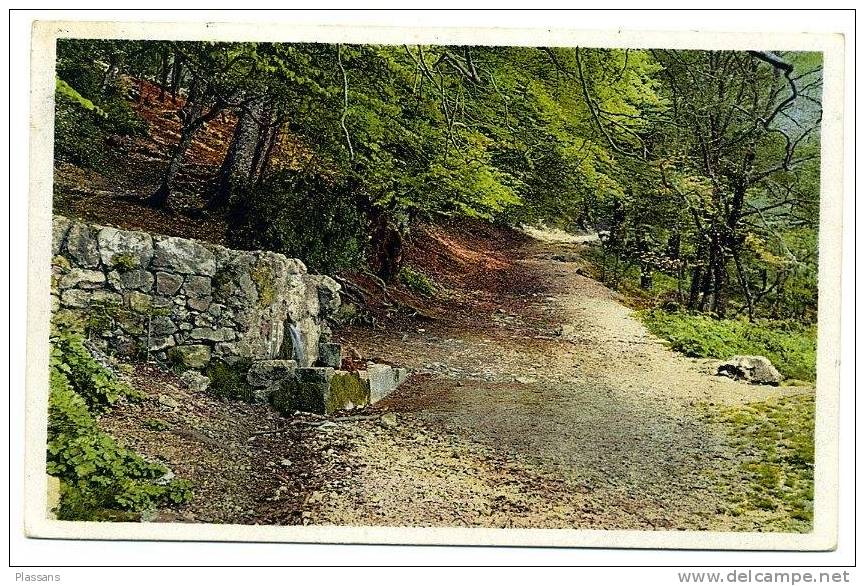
(327, 372), (370, 413)
(206, 359), (255, 403)
(113, 252), (139, 271)
(272, 377), (326, 415)
(250, 262), (275, 308)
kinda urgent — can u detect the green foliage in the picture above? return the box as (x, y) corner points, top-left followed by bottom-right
(640, 309), (817, 381)
(702, 394), (814, 531)
(205, 359), (255, 403)
(50, 314), (142, 410)
(52, 39), (819, 320)
(399, 266), (439, 297)
(54, 91), (110, 169)
(229, 171), (365, 273)
(48, 318), (192, 521)
(53, 73), (146, 170)
(112, 252), (140, 272)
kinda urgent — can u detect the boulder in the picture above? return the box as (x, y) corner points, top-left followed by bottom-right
(152, 237), (216, 276)
(717, 355), (783, 386)
(97, 226), (154, 269)
(315, 275), (342, 315)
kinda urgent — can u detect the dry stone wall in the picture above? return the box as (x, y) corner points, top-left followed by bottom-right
(51, 215), (342, 370)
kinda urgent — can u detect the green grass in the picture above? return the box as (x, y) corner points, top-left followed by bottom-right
(640, 309), (817, 382)
(702, 394), (814, 532)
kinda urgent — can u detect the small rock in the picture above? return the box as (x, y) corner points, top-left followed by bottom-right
(379, 413), (398, 428)
(557, 324), (577, 338)
(158, 394), (179, 409)
(179, 370), (210, 392)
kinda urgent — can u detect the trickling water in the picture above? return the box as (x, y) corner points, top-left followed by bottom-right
(287, 323), (306, 365)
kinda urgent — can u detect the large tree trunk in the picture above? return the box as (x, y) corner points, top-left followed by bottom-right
(206, 105), (260, 210)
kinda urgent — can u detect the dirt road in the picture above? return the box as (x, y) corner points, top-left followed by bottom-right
(307, 229), (811, 531)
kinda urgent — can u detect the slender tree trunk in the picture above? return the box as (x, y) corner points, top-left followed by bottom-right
(159, 48), (170, 101)
(146, 125), (198, 208)
(732, 248), (755, 321)
(169, 61), (183, 99)
(255, 123), (280, 185)
(248, 105), (275, 184)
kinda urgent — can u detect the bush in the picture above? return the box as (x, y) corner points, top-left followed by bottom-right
(399, 266), (439, 297)
(228, 171), (365, 274)
(640, 309), (817, 381)
(48, 317), (192, 520)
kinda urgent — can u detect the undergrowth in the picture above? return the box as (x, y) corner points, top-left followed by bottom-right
(48, 314), (192, 521)
(640, 309), (817, 382)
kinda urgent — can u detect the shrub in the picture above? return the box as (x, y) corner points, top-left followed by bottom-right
(399, 266), (439, 297)
(228, 171), (365, 274)
(48, 317), (192, 520)
(640, 309), (817, 381)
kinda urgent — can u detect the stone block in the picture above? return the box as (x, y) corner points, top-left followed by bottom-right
(65, 223), (101, 268)
(59, 268), (106, 290)
(152, 236), (216, 276)
(52, 217), (72, 257)
(155, 272), (184, 296)
(362, 363), (410, 404)
(190, 327), (235, 342)
(97, 226), (154, 269)
(108, 269), (154, 292)
(270, 367), (334, 415)
(125, 291), (152, 313)
(60, 289), (122, 309)
(246, 359), (297, 402)
(183, 275), (212, 298)
(317, 342), (342, 368)
(168, 345), (211, 368)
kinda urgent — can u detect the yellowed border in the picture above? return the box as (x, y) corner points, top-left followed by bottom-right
(25, 20), (845, 550)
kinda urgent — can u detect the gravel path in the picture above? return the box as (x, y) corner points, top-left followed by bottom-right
(309, 236), (811, 530)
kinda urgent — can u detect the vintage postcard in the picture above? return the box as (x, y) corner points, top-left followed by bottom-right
(24, 19), (844, 550)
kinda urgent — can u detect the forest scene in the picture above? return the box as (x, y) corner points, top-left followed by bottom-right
(48, 38), (821, 532)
